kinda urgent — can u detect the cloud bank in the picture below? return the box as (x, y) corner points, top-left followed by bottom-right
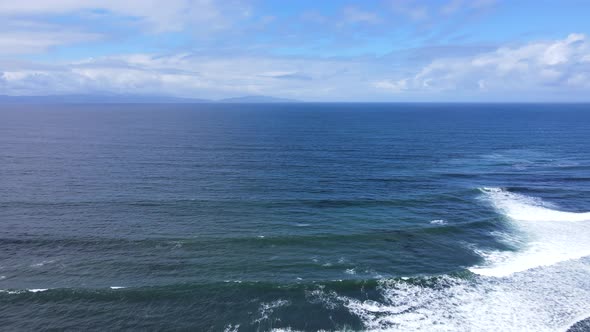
(0, 1), (588, 101)
(374, 34), (590, 100)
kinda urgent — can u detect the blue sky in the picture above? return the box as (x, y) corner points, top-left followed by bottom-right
(1, 0), (589, 101)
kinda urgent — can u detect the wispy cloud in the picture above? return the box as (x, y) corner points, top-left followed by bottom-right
(258, 71), (313, 81)
(375, 34), (590, 97)
(2, 34), (587, 101)
(441, 0), (497, 15)
(342, 6), (381, 25)
(0, 0), (250, 33)
(388, 0), (430, 21)
(0, 53), (367, 99)
(0, 1), (588, 101)
(0, 18), (102, 54)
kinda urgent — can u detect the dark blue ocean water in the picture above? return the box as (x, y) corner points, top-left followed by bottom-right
(1, 103), (589, 331)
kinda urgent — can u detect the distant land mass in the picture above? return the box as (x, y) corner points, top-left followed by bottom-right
(0, 94), (300, 104)
(0, 94), (209, 103)
(218, 95), (299, 103)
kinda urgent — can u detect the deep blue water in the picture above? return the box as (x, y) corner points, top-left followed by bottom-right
(1, 103), (590, 331)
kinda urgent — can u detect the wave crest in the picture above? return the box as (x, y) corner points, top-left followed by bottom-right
(470, 187), (590, 277)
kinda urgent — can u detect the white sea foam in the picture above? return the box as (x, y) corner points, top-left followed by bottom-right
(110, 286), (125, 289)
(330, 259), (590, 332)
(224, 324), (240, 332)
(254, 299), (290, 324)
(470, 187), (590, 277)
(345, 268), (356, 275)
(429, 219), (446, 225)
(308, 188), (590, 331)
(1, 288), (49, 294)
(27, 288), (48, 293)
(31, 260), (56, 267)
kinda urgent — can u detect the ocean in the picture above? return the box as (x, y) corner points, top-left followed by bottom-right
(1, 103), (589, 331)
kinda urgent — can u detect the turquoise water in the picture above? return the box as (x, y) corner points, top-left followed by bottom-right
(1, 103), (589, 331)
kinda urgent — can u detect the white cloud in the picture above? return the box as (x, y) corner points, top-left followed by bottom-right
(342, 6), (381, 24)
(0, 31), (100, 55)
(441, 0), (497, 15)
(0, 54), (377, 100)
(1, 34), (589, 101)
(0, 19), (101, 54)
(0, 0), (250, 32)
(373, 79), (408, 92)
(388, 0), (429, 21)
(375, 34), (590, 95)
(441, 0), (463, 15)
(0, 1), (247, 55)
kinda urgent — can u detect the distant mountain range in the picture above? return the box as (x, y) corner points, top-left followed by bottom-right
(0, 94), (300, 104)
(218, 95), (298, 103)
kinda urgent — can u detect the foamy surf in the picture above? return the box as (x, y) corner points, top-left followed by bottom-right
(329, 258), (590, 332)
(429, 219), (446, 225)
(470, 187), (590, 277)
(0, 288), (49, 294)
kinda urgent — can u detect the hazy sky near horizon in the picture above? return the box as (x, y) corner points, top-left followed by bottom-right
(1, 0), (590, 101)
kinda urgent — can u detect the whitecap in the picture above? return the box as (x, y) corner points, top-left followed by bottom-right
(31, 260), (56, 268)
(429, 219), (447, 225)
(253, 299), (290, 324)
(310, 187), (590, 331)
(345, 268), (356, 275)
(470, 187), (590, 277)
(318, 260), (590, 332)
(1, 288), (50, 294)
(27, 288), (48, 293)
(224, 324), (240, 332)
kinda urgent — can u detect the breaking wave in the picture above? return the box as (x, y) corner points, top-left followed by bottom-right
(321, 187), (590, 331)
(470, 187), (590, 277)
